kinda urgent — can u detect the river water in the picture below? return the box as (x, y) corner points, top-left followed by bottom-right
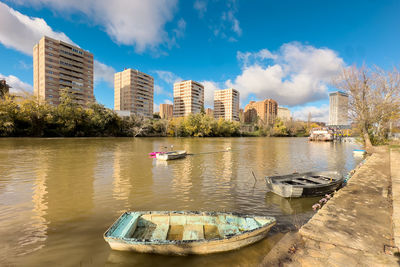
(0, 137), (363, 266)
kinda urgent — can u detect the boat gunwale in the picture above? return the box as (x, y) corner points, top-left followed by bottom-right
(104, 211), (276, 245)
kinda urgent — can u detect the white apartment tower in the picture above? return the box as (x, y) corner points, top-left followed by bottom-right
(114, 68), (154, 118)
(328, 91), (349, 126)
(173, 80), (204, 117)
(214, 88), (240, 121)
(33, 36), (94, 106)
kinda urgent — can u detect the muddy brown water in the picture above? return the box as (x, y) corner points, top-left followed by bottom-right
(0, 137), (363, 266)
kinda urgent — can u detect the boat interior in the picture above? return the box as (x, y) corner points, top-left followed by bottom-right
(107, 212), (273, 242)
(280, 175), (335, 186)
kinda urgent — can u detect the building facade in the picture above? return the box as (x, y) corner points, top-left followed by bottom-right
(277, 107), (291, 121)
(33, 36), (94, 106)
(159, 103), (173, 119)
(114, 68), (154, 118)
(214, 88), (240, 121)
(328, 91), (349, 126)
(173, 80), (204, 117)
(244, 99), (278, 124)
(205, 108), (214, 117)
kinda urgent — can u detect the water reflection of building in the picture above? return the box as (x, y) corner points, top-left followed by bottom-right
(112, 140), (154, 209)
(44, 141), (95, 223)
(112, 144), (132, 202)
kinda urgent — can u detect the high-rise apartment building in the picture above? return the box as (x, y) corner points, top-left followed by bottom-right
(173, 80), (204, 117)
(159, 103), (173, 119)
(214, 88), (240, 121)
(244, 99), (278, 124)
(33, 36), (94, 106)
(277, 107), (291, 121)
(328, 91), (349, 126)
(205, 108), (214, 117)
(114, 68), (154, 118)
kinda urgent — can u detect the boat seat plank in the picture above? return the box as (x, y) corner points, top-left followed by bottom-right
(303, 177), (330, 184)
(182, 224), (204, 240)
(218, 224), (239, 237)
(187, 216), (204, 225)
(110, 213), (140, 238)
(290, 179), (310, 185)
(151, 224), (170, 240)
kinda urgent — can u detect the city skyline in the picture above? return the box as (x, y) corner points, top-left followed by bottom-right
(1, 1), (400, 123)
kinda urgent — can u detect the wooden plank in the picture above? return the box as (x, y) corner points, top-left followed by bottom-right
(151, 224), (170, 240)
(291, 179), (310, 185)
(303, 177), (330, 184)
(182, 224), (204, 240)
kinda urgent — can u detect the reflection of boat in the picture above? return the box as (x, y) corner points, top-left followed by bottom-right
(104, 211), (276, 255)
(353, 149), (366, 156)
(308, 127), (334, 141)
(266, 192), (319, 215)
(156, 150), (187, 161)
(265, 171), (343, 198)
(149, 152), (165, 156)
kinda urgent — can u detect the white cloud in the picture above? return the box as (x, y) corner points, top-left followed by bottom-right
(0, 2), (115, 88)
(0, 73), (33, 93)
(198, 0), (241, 41)
(154, 70), (182, 85)
(227, 42), (344, 106)
(293, 105), (329, 122)
(0, 1), (74, 55)
(201, 80), (223, 108)
(93, 60), (115, 86)
(173, 18), (186, 39)
(194, 0), (207, 17)
(11, 0), (179, 52)
(164, 99), (173, 105)
(154, 102), (160, 112)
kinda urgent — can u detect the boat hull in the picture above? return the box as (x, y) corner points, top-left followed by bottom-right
(104, 211), (275, 255)
(265, 171), (343, 198)
(106, 226), (271, 254)
(156, 150), (187, 161)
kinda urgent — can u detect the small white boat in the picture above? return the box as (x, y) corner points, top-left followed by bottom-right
(104, 211), (276, 255)
(156, 150), (187, 161)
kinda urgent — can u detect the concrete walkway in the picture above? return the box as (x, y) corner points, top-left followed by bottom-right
(391, 147), (400, 250)
(262, 147), (399, 266)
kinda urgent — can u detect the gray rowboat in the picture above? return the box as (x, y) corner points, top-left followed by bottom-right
(265, 171), (343, 198)
(104, 211), (276, 255)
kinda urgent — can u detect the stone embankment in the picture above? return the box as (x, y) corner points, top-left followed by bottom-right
(261, 146), (400, 266)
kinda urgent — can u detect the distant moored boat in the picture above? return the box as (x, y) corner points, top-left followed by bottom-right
(156, 150), (187, 161)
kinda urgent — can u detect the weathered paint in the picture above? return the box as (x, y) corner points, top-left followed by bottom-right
(104, 211), (276, 255)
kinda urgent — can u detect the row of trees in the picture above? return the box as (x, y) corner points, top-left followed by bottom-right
(0, 89), (243, 137)
(0, 88), (317, 138)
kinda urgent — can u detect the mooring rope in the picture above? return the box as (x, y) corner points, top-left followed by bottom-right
(187, 148), (236, 156)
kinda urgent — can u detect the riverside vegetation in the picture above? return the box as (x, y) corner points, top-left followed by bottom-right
(0, 88), (316, 138)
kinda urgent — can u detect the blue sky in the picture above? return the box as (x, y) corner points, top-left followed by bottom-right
(0, 0), (399, 121)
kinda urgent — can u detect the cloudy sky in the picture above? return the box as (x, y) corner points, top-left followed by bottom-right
(0, 0), (399, 122)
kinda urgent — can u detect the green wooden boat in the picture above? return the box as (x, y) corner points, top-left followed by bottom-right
(104, 211), (276, 255)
